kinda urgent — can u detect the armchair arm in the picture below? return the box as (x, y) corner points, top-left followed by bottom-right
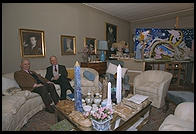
(174, 102), (194, 122)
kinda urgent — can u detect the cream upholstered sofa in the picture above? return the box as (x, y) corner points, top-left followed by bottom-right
(2, 67), (99, 131)
(159, 102), (194, 131)
(133, 70), (173, 108)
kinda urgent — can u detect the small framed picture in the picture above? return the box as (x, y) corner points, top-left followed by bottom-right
(19, 28), (46, 58)
(61, 35), (76, 55)
(84, 37), (97, 54)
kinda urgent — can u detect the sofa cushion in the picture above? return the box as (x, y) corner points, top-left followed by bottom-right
(2, 77), (20, 92)
(34, 69), (46, 77)
(2, 95), (26, 114)
(159, 114), (194, 131)
(3, 87), (22, 96)
(67, 69), (74, 80)
(83, 70), (95, 81)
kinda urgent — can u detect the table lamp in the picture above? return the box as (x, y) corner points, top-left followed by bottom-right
(98, 40), (108, 61)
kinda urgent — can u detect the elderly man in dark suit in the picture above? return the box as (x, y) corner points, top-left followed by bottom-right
(14, 58), (60, 113)
(45, 56), (74, 100)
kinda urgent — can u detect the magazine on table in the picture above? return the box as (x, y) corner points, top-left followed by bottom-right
(127, 94), (149, 104)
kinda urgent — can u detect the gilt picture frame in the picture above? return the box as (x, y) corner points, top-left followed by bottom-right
(105, 22), (118, 55)
(61, 35), (76, 55)
(19, 28), (46, 58)
(84, 37), (97, 54)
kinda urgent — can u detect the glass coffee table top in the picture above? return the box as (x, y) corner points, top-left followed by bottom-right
(55, 94), (151, 131)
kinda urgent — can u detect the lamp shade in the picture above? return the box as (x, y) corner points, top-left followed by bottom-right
(98, 40), (108, 50)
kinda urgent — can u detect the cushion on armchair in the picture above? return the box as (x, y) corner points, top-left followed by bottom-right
(83, 71), (95, 81)
(67, 69), (74, 80)
(106, 63), (117, 75)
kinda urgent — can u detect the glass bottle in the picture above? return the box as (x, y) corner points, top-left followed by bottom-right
(85, 92), (93, 105)
(94, 93), (101, 106)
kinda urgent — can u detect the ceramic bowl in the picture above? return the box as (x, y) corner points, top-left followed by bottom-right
(83, 105), (92, 112)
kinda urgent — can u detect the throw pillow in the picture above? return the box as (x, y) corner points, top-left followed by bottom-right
(67, 69), (74, 80)
(83, 71), (95, 81)
(106, 63), (117, 75)
(121, 68), (128, 78)
(3, 87), (22, 96)
(2, 77), (20, 92)
(113, 67), (128, 78)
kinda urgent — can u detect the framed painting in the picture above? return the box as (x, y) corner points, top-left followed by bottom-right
(19, 28), (46, 58)
(84, 37), (97, 54)
(61, 35), (76, 55)
(105, 22), (118, 55)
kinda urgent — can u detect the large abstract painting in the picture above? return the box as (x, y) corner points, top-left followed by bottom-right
(134, 28), (194, 60)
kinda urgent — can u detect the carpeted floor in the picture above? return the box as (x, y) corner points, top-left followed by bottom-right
(20, 102), (176, 131)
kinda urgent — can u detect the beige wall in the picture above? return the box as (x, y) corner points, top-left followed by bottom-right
(2, 3), (130, 73)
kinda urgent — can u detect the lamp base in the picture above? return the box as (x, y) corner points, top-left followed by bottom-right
(100, 51), (105, 61)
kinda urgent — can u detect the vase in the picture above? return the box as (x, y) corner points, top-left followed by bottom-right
(91, 116), (112, 131)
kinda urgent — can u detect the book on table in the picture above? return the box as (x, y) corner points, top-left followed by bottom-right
(127, 94), (149, 104)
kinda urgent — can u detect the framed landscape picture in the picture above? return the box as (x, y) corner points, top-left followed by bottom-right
(19, 28), (46, 58)
(84, 37), (97, 54)
(105, 22), (118, 56)
(61, 35), (76, 55)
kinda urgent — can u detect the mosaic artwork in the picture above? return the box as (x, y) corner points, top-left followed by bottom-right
(134, 28), (194, 60)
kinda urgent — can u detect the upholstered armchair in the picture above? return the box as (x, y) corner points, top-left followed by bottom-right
(159, 102), (194, 131)
(133, 70), (173, 108)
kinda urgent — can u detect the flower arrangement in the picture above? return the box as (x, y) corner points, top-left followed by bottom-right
(80, 46), (95, 62)
(84, 106), (113, 122)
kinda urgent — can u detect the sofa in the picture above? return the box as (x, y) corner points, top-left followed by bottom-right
(2, 67), (99, 131)
(159, 102), (194, 131)
(133, 70), (173, 108)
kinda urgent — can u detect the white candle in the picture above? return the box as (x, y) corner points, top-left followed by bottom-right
(116, 64), (122, 104)
(106, 82), (112, 109)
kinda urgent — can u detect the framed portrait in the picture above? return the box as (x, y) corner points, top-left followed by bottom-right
(84, 37), (97, 54)
(61, 35), (76, 55)
(19, 28), (46, 58)
(105, 23), (118, 55)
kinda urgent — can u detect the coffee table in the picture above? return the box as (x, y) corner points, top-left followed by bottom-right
(54, 95), (151, 131)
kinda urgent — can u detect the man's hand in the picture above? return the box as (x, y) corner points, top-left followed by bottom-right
(47, 81), (54, 84)
(33, 83), (43, 88)
(52, 74), (60, 80)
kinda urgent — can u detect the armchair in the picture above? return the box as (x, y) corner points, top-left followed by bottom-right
(133, 70), (172, 108)
(159, 102), (194, 131)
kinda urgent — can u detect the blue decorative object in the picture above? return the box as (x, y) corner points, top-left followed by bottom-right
(100, 51), (105, 61)
(74, 61), (84, 113)
(98, 40), (108, 61)
(91, 116), (112, 131)
(83, 71), (95, 81)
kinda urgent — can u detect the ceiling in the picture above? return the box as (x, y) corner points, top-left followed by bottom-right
(83, 3), (194, 23)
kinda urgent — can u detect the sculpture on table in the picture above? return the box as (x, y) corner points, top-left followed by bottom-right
(74, 61), (83, 112)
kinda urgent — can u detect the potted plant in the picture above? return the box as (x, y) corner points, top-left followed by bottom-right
(84, 106), (113, 131)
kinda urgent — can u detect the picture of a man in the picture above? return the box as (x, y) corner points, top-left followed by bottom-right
(24, 35), (42, 55)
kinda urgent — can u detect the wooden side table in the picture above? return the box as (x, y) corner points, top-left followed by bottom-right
(80, 61), (107, 76)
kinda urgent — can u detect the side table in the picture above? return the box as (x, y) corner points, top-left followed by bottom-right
(80, 61), (107, 76)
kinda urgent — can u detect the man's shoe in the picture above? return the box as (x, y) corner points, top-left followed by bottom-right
(45, 106), (55, 113)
